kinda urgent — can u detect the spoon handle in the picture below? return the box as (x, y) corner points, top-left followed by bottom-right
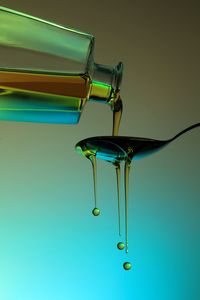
(170, 123), (200, 142)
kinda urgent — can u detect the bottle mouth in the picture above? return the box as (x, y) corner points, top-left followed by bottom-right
(89, 62), (123, 103)
(92, 61), (123, 92)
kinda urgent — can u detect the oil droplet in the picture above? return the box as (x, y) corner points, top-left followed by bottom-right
(117, 242), (125, 250)
(123, 262), (132, 270)
(92, 207), (100, 216)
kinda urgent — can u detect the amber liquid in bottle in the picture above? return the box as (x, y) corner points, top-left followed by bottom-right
(0, 69), (91, 123)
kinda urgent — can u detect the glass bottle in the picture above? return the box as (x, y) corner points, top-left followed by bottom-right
(0, 6), (123, 126)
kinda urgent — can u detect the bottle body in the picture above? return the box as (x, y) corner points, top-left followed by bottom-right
(0, 7), (122, 124)
(0, 70), (90, 123)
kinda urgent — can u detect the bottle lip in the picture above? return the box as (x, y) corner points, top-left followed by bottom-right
(89, 61), (123, 104)
(92, 61), (123, 91)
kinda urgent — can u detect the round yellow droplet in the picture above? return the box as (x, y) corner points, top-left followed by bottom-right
(117, 242), (125, 250)
(123, 262), (132, 270)
(92, 208), (100, 216)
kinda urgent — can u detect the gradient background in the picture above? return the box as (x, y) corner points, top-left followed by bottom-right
(0, 1), (199, 299)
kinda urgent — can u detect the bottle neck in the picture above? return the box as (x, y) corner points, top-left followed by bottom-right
(89, 62), (123, 107)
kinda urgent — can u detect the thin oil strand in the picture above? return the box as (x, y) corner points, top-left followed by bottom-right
(114, 162), (122, 236)
(124, 159), (131, 254)
(88, 154), (98, 212)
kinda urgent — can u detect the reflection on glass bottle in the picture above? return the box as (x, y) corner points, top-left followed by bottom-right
(0, 7), (123, 128)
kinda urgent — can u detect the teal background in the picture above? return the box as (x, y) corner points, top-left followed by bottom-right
(0, 1), (199, 299)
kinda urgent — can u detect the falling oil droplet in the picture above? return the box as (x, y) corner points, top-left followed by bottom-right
(114, 162), (121, 236)
(92, 207), (100, 216)
(117, 242), (125, 250)
(123, 262), (132, 271)
(124, 158), (131, 254)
